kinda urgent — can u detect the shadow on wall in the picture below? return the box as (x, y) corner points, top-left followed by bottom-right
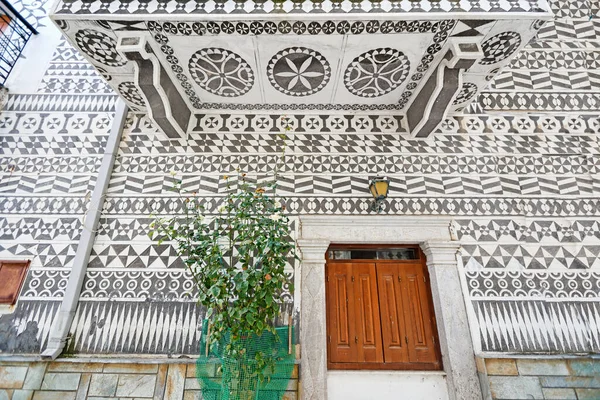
(0, 313), (40, 353)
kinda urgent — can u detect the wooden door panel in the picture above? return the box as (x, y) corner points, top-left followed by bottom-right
(326, 249), (441, 370)
(354, 263), (383, 363)
(402, 264), (438, 364)
(376, 264), (409, 363)
(327, 263), (357, 363)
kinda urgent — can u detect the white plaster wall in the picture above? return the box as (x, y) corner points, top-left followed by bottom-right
(327, 371), (449, 400)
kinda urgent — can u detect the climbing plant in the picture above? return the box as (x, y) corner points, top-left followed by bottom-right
(150, 132), (296, 388)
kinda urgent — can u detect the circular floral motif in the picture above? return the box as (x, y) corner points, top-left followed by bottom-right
(452, 82), (478, 105)
(480, 31), (522, 65)
(118, 82), (145, 107)
(75, 29), (126, 67)
(344, 48), (410, 98)
(188, 48), (254, 97)
(267, 47), (331, 97)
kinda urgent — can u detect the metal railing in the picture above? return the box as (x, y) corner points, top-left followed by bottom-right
(0, 0), (38, 86)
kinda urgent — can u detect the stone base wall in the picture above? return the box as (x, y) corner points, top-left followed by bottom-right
(477, 357), (600, 400)
(0, 361), (298, 400)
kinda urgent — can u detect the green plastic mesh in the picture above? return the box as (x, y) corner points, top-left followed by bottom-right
(197, 321), (295, 400)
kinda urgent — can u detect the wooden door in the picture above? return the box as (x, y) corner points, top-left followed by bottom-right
(327, 262), (357, 363)
(353, 263), (383, 363)
(400, 263), (439, 365)
(326, 247), (441, 370)
(376, 264), (409, 363)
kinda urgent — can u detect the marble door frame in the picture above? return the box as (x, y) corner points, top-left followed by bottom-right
(296, 216), (482, 400)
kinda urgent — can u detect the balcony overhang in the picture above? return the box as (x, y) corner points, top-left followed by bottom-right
(50, 0), (552, 139)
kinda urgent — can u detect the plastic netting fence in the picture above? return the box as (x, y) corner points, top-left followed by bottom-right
(197, 321), (295, 400)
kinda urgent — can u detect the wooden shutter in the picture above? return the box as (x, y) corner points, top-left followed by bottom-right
(327, 262), (357, 363)
(353, 263), (383, 363)
(0, 260), (30, 305)
(401, 263), (438, 365)
(376, 264), (409, 363)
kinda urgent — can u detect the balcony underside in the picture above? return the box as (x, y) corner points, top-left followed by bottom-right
(50, 1), (551, 138)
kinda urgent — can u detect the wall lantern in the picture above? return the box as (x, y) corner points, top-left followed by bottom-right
(369, 176), (390, 213)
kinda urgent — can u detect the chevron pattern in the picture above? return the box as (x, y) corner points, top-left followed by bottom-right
(0, 175), (97, 194)
(66, 301), (204, 354)
(474, 301), (600, 353)
(105, 173), (599, 196)
(492, 70), (600, 90)
(536, 18), (600, 40)
(0, 300), (61, 354)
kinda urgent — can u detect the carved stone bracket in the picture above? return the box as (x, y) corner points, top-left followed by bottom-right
(116, 34), (192, 139)
(407, 38), (483, 139)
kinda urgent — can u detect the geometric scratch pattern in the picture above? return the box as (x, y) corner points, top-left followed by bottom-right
(54, 0), (547, 15)
(461, 244), (600, 269)
(66, 301), (204, 354)
(473, 301), (600, 353)
(465, 270), (600, 299)
(3, 0), (600, 359)
(455, 219), (600, 243)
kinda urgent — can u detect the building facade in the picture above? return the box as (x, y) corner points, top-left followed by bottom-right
(1, 0), (600, 398)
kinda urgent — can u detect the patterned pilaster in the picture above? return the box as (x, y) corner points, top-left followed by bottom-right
(421, 241), (482, 400)
(297, 239), (330, 400)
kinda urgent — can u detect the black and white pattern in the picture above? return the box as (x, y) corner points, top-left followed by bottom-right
(146, 19), (455, 111)
(117, 82), (145, 107)
(188, 48), (254, 97)
(344, 48), (410, 98)
(74, 29), (126, 67)
(479, 92), (600, 112)
(7, 0), (600, 361)
(466, 270), (600, 298)
(150, 20), (448, 36)
(453, 82), (478, 105)
(480, 31), (522, 65)
(267, 47), (330, 97)
(52, 0), (549, 16)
